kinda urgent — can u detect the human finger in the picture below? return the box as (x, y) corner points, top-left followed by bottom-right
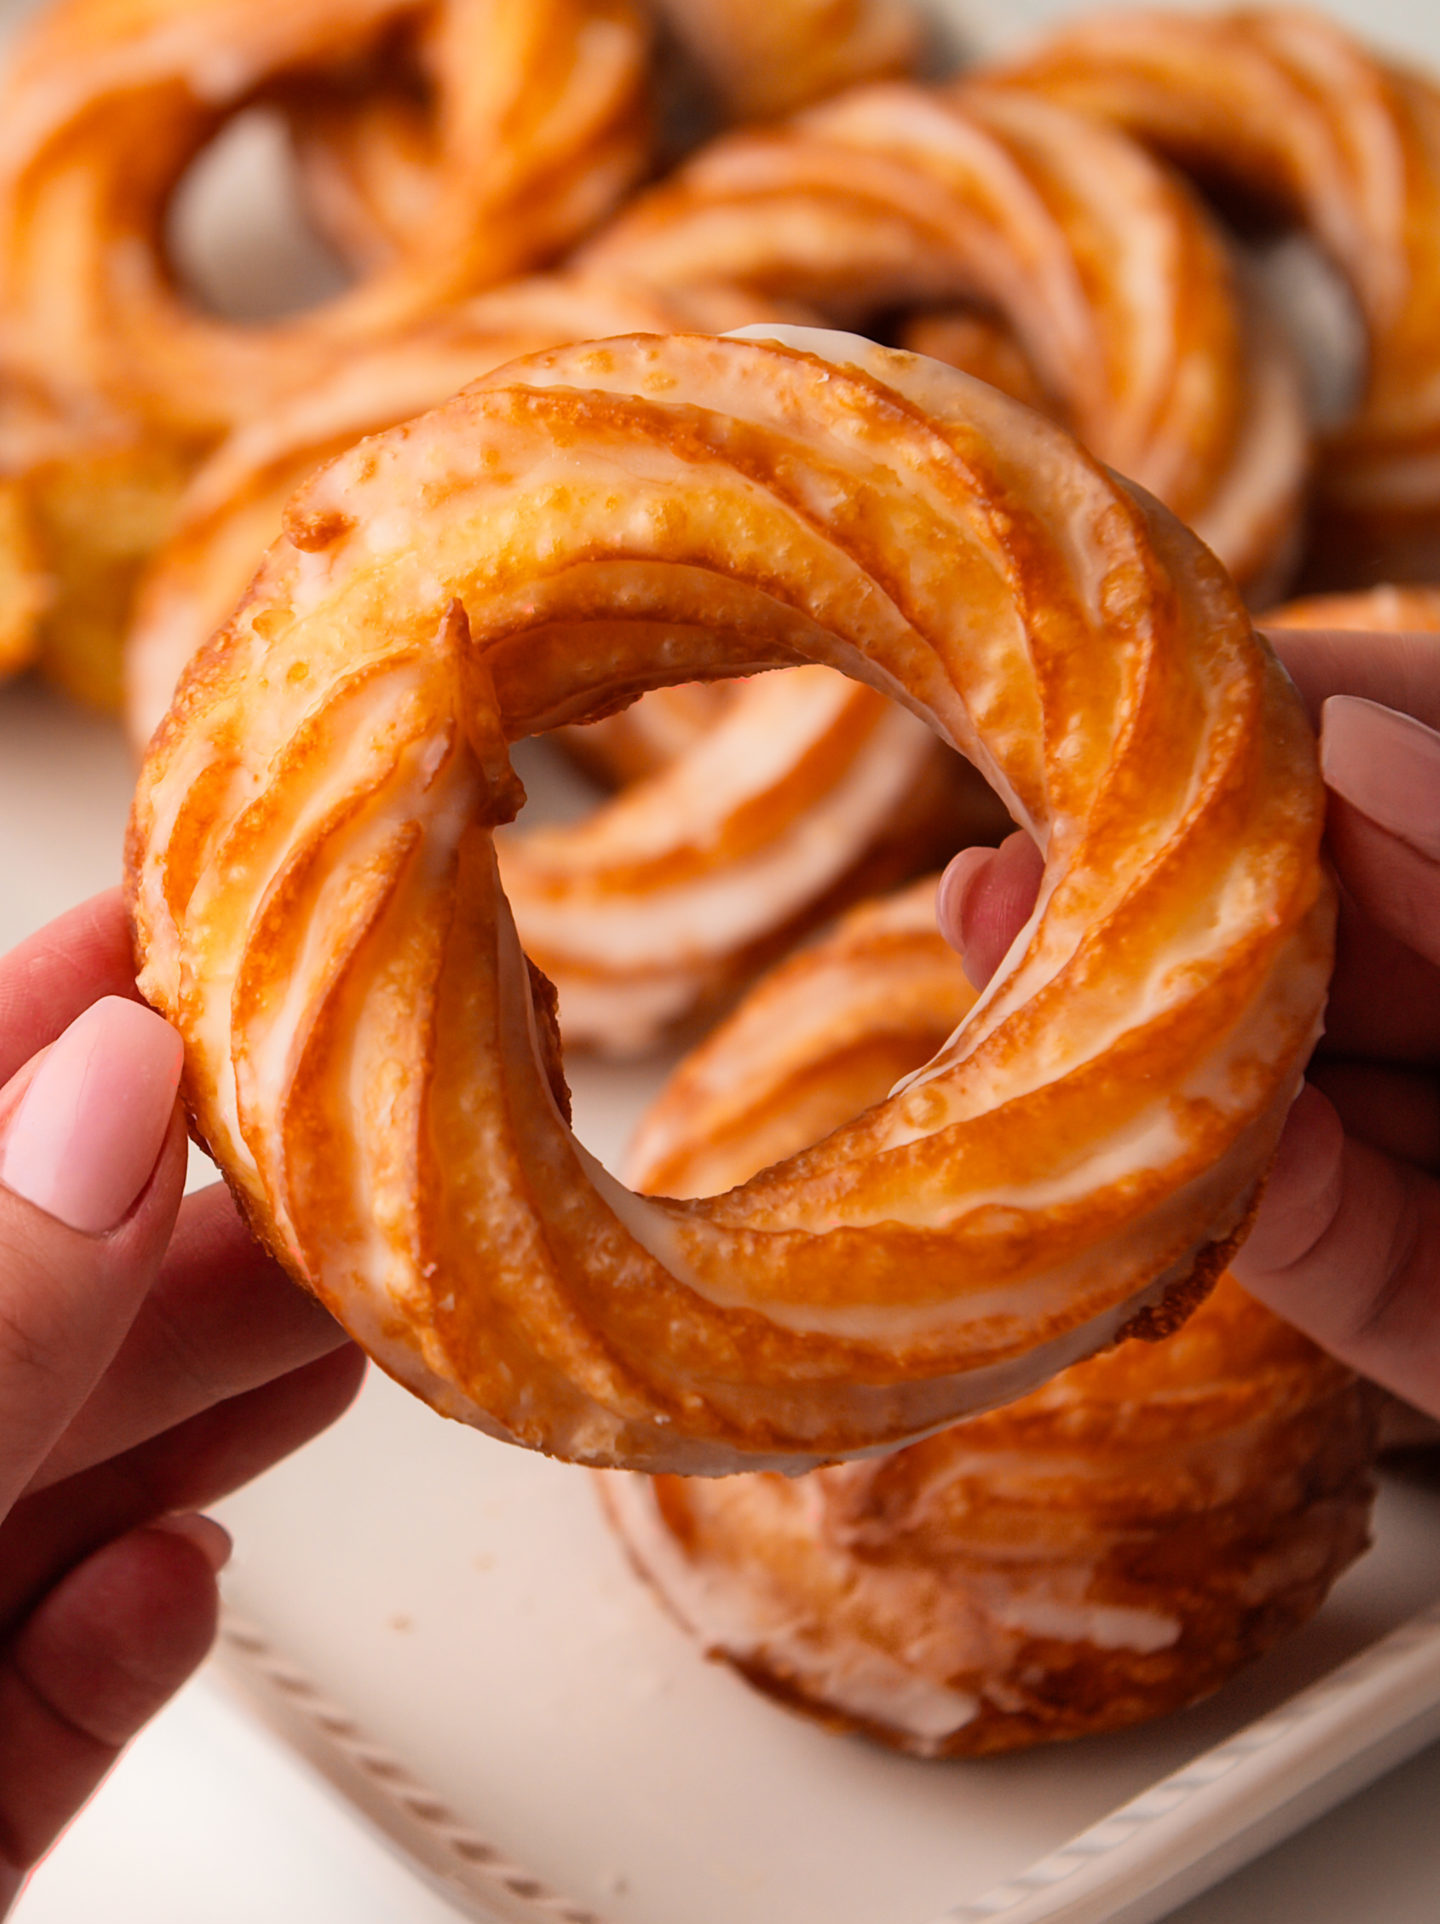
(0, 1345), (365, 1642)
(1320, 695), (1440, 967)
(935, 831), (1043, 987)
(0, 998), (186, 1513)
(1323, 887), (1440, 1063)
(1232, 1084), (1440, 1414)
(1310, 1058), (1440, 1173)
(1261, 626), (1440, 735)
(0, 1515), (228, 1894)
(25, 1183), (349, 1495)
(0, 891), (139, 1087)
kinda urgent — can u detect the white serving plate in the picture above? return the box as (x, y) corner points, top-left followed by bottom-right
(207, 1319), (1440, 1924)
(5, 0), (1440, 1916)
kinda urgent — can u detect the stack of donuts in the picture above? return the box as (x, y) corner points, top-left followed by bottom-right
(6, 0), (1438, 1753)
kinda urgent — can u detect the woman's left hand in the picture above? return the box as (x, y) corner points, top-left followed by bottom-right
(0, 891), (365, 1914)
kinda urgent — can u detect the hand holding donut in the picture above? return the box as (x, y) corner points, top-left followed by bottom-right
(127, 328), (1331, 1472)
(0, 893), (363, 1916)
(942, 589), (1440, 1418)
(607, 877), (1374, 1758)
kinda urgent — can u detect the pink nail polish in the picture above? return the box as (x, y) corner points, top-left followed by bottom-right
(1321, 696), (1440, 861)
(0, 997), (183, 1234)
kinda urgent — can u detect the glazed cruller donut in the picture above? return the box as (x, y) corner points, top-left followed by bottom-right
(604, 880), (1374, 1756)
(127, 328), (1334, 1475)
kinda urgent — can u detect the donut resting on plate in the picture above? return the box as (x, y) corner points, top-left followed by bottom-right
(604, 882), (1376, 1755)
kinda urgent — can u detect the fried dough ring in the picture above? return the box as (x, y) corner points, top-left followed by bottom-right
(990, 6), (1440, 586)
(604, 883), (1375, 1755)
(125, 280), (986, 1049)
(579, 83), (1307, 595)
(0, 368), (193, 708)
(0, 0), (650, 445)
(649, 0), (922, 121)
(292, 0), (922, 277)
(125, 277), (763, 748)
(127, 329), (1333, 1473)
(1263, 582), (1440, 636)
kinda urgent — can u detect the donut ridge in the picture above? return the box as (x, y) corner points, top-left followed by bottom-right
(128, 329), (1333, 1473)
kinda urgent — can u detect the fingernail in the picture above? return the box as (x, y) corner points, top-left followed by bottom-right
(151, 1513), (233, 1574)
(0, 997), (183, 1234)
(1321, 696), (1440, 860)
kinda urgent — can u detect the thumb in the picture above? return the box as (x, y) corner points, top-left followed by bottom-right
(1232, 1084), (1440, 1414)
(0, 998), (187, 1513)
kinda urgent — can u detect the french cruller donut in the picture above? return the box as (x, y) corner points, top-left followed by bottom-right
(604, 881), (1376, 1755)
(125, 280), (991, 1049)
(989, 6), (1440, 585)
(292, 0), (923, 274)
(0, 0), (651, 705)
(0, 0), (651, 443)
(579, 81), (1308, 596)
(128, 328), (1334, 1474)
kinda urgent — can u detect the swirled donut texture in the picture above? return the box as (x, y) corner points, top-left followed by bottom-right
(604, 1277), (1375, 1754)
(128, 329), (1333, 1473)
(125, 279), (985, 1049)
(293, 0), (923, 274)
(125, 276), (767, 747)
(991, 6), (1440, 585)
(0, 0), (650, 443)
(0, 368), (192, 708)
(605, 884), (1375, 1755)
(580, 82), (1306, 593)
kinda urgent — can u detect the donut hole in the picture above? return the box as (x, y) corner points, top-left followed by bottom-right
(1249, 231), (1366, 433)
(508, 734), (609, 831)
(167, 105), (353, 322)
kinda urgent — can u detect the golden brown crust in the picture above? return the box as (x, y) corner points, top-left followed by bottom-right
(127, 330), (1333, 1473)
(1262, 583), (1440, 635)
(601, 1334), (1376, 1756)
(990, 6), (1440, 587)
(580, 81), (1308, 593)
(292, 0), (924, 270)
(0, 0), (652, 444)
(605, 881), (1375, 1755)
(124, 275), (769, 748)
(124, 278), (989, 1049)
